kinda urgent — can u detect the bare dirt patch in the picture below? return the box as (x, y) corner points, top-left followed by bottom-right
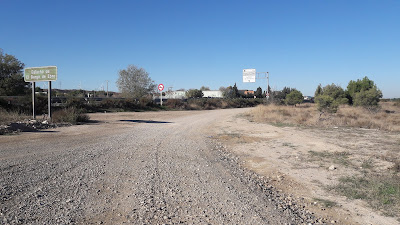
(211, 109), (400, 225)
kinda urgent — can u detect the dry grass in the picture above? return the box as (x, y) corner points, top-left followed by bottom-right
(330, 173), (400, 217)
(52, 107), (90, 124)
(249, 102), (400, 132)
(217, 132), (265, 144)
(0, 109), (30, 125)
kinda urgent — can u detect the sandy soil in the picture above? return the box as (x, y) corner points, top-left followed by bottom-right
(211, 110), (400, 225)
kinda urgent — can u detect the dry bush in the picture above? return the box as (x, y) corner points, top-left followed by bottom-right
(0, 108), (30, 125)
(249, 102), (400, 131)
(165, 99), (185, 109)
(52, 107), (90, 124)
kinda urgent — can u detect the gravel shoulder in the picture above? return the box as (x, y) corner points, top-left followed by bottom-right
(1, 109), (318, 224)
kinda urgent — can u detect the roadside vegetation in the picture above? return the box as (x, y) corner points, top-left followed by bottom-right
(52, 107), (90, 124)
(249, 102), (400, 132)
(330, 173), (400, 217)
(0, 108), (30, 125)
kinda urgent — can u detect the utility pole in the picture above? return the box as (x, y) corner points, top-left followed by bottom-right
(106, 80), (109, 97)
(256, 72), (270, 100)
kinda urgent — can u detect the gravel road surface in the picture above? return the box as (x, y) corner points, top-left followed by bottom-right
(1, 109), (316, 224)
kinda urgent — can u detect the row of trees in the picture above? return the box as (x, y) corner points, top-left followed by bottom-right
(115, 65), (382, 112)
(314, 77), (382, 113)
(1, 50), (384, 113)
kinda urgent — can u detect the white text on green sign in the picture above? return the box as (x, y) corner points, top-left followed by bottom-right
(24, 66), (58, 82)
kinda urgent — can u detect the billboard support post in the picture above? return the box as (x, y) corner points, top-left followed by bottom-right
(32, 82), (36, 119)
(48, 81), (52, 121)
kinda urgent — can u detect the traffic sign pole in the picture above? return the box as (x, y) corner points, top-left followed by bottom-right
(158, 84), (164, 106)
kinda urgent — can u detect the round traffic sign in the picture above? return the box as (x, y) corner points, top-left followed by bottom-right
(158, 84), (164, 91)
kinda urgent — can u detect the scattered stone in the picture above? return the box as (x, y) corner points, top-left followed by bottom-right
(329, 165), (336, 170)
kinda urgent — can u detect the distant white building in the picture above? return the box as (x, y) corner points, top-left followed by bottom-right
(162, 90), (223, 99)
(202, 90), (223, 98)
(164, 91), (186, 99)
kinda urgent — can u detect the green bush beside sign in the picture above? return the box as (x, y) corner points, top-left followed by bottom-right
(24, 66), (57, 82)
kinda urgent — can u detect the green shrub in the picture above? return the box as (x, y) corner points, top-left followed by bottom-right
(353, 88), (382, 108)
(285, 90), (303, 106)
(315, 84), (348, 113)
(347, 76), (382, 107)
(315, 95), (339, 113)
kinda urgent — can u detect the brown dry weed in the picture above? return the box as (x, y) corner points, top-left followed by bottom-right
(249, 102), (400, 132)
(0, 109), (30, 125)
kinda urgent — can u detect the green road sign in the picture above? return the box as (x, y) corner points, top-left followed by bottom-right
(24, 66), (57, 82)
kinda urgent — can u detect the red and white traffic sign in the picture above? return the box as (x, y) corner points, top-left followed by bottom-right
(158, 84), (164, 91)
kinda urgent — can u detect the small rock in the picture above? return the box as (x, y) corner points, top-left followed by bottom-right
(329, 165), (336, 170)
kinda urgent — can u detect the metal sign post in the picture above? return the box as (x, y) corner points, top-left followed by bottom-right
(158, 84), (164, 106)
(48, 81), (52, 120)
(24, 66), (57, 121)
(32, 82), (36, 119)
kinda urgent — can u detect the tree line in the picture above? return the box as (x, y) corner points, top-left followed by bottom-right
(1, 49), (384, 114)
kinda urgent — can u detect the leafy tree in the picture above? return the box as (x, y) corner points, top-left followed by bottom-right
(232, 83), (239, 98)
(353, 88), (382, 107)
(315, 84), (348, 113)
(346, 76), (382, 107)
(315, 84), (322, 97)
(116, 65), (155, 98)
(321, 84), (348, 104)
(272, 87), (294, 105)
(186, 89), (203, 98)
(222, 86), (233, 98)
(285, 90), (303, 106)
(0, 49), (28, 96)
(222, 83), (240, 98)
(255, 87), (263, 98)
(200, 86), (210, 91)
(315, 95), (338, 113)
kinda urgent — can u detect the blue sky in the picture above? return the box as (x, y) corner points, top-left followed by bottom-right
(1, 0), (399, 97)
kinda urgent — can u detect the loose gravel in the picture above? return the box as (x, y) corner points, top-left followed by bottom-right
(1, 109), (320, 224)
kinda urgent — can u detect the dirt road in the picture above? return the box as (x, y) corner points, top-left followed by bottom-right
(0, 109), (316, 224)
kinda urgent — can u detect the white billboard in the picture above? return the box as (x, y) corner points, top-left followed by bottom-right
(243, 69), (256, 83)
